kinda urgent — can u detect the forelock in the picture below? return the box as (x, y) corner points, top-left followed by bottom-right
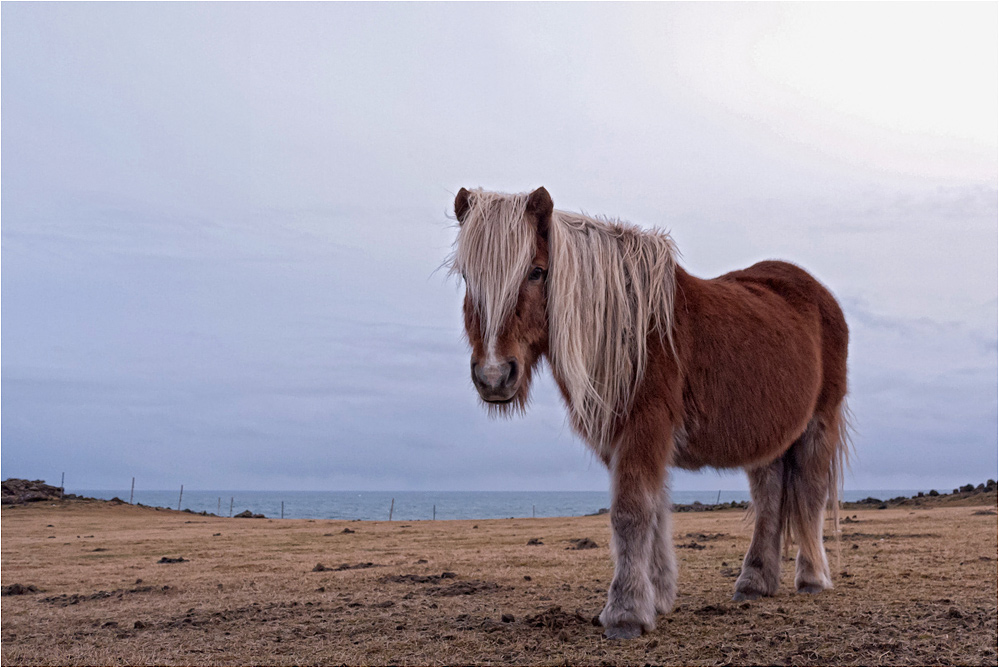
(450, 189), (536, 346)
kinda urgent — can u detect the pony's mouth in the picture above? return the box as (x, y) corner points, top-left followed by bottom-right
(483, 395), (516, 405)
(476, 384), (519, 404)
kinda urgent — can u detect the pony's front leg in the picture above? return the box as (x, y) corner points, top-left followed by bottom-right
(600, 443), (667, 639)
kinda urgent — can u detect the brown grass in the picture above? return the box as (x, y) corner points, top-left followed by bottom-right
(2, 498), (996, 666)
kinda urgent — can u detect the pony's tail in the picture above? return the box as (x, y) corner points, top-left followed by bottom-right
(828, 399), (855, 573)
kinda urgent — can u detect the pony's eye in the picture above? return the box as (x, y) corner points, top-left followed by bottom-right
(528, 266), (546, 282)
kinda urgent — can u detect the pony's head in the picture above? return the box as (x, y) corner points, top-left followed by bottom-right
(449, 187), (553, 413)
(449, 186), (680, 446)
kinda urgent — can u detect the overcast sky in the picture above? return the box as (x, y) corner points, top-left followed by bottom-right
(2, 3), (996, 493)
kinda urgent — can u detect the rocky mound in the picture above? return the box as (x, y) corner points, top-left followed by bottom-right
(1, 479), (76, 505)
(844, 480), (997, 510)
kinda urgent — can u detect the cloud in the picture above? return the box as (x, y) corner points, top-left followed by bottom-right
(2, 3), (995, 493)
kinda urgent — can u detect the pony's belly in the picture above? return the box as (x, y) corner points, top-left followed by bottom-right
(672, 419), (809, 471)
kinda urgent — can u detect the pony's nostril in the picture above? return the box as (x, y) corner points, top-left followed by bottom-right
(471, 362), (486, 386)
(505, 359), (518, 387)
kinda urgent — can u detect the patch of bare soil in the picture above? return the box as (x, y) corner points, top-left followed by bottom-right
(428, 579), (504, 597)
(41, 586), (161, 607)
(1, 495), (996, 666)
(524, 605), (594, 631)
(380, 572), (457, 584)
(1, 584), (40, 596)
(684, 532), (730, 542)
(567, 537), (598, 550)
(312, 562), (378, 572)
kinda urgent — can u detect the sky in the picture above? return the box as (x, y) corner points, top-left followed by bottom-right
(2, 3), (996, 493)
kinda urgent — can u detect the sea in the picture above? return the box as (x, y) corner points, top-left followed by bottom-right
(72, 489), (922, 521)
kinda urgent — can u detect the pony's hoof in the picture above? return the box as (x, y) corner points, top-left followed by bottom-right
(732, 590), (762, 602)
(796, 584), (825, 595)
(604, 622), (644, 640)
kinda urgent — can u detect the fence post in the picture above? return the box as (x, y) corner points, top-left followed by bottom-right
(217, 497), (221, 515)
(281, 501), (285, 520)
(60, 472), (65, 499)
(177, 485), (184, 511)
(533, 504), (536, 518)
(129, 477), (135, 505)
(229, 497), (234, 517)
(433, 504), (436, 521)
(389, 498), (395, 521)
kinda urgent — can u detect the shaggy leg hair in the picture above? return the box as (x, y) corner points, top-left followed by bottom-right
(600, 457), (662, 639)
(649, 483), (678, 614)
(734, 459), (785, 600)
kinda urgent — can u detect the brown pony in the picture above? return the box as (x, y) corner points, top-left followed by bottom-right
(449, 187), (850, 639)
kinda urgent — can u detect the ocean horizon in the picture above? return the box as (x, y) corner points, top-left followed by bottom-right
(71, 488), (924, 521)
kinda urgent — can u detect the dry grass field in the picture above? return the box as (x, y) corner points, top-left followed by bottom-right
(2, 497), (996, 666)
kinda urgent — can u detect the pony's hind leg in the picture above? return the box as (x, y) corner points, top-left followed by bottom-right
(733, 458), (785, 601)
(786, 416), (837, 594)
(649, 483), (677, 614)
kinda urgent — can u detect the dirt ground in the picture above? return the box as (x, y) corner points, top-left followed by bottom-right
(2, 497), (996, 666)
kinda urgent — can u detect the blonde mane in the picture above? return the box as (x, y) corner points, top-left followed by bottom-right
(451, 189), (679, 448)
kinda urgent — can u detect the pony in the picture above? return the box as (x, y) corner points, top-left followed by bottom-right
(448, 186), (850, 639)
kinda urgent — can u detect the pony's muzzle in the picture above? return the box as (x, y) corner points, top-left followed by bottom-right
(471, 357), (519, 402)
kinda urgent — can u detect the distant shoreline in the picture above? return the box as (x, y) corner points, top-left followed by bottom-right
(4, 478), (995, 521)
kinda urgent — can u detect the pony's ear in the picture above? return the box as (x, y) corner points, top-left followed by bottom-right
(454, 188), (472, 224)
(526, 186), (553, 237)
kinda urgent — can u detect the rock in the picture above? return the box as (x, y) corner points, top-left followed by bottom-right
(2, 583), (39, 596)
(677, 541), (706, 550)
(501, 613), (515, 623)
(527, 538), (544, 545)
(1, 479), (64, 505)
(157, 556), (187, 564)
(333, 562), (378, 571)
(567, 538), (598, 550)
